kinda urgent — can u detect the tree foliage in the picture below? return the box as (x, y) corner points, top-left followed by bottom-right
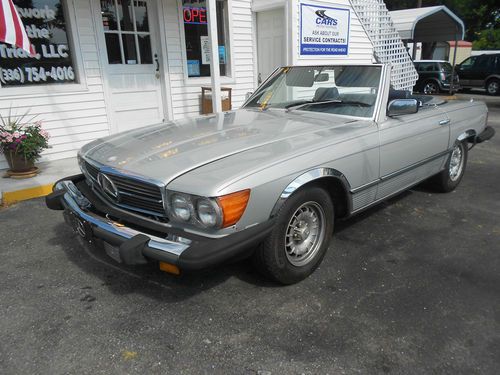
(384, 0), (500, 47)
(473, 29), (500, 50)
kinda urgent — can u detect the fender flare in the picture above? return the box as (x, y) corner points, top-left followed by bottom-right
(485, 74), (500, 84)
(457, 129), (477, 142)
(270, 168), (352, 218)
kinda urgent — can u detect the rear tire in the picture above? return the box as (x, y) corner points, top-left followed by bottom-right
(423, 80), (440, 95)
(486, 79), (500, 96)
(253, 187), (334, 284)
(430, 140), (468, 192)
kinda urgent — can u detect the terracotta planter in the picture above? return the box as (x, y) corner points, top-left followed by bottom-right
(4, 151), (35, 172)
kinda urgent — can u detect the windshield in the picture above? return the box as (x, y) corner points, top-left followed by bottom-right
(244, 65), (382, 118)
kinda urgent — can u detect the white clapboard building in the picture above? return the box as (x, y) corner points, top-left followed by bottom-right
(0, 0), (416, 169)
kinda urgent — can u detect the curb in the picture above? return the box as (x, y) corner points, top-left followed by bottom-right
(2, 184), (53, 205)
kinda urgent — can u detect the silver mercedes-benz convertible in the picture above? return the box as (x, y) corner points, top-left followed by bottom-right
(46, 64), (494, 284)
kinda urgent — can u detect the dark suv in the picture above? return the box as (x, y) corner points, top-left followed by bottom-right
(456, 54), (500, 95)
(413, 60), (460, 95)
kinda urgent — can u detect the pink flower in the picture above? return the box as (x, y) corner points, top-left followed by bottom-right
(12, 131), (20, 138)
(40, 129), (50, 140)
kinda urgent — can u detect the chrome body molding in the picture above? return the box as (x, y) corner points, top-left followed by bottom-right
(271, 168), (352, 217)
(350, 148), (452, 195)
(379, 148), (451, 182)
(350, 179), (379, 194)
(54, 180), (190, 256)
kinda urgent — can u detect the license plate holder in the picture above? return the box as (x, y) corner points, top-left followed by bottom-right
(104, 242), (122, 263)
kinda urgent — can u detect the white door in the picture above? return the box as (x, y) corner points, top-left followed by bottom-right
(257, 8), (285, 84)
(98, 0), (165, 133)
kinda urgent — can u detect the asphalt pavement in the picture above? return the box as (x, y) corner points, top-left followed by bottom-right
(1, 93), (499, 374)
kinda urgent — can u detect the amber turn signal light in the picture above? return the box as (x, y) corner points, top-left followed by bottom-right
(159, 262), (181, 275)
(217, 189), (251, 228)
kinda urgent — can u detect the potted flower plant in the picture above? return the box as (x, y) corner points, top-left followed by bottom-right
(0, 113), (50, 177)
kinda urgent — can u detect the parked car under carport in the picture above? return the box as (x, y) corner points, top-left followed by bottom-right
(413, 60), (460, 95)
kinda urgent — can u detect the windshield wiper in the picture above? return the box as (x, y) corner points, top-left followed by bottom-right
(285, 99), (372, 112)
(285, 99), (341, 112)
(333, 100), (371, 107)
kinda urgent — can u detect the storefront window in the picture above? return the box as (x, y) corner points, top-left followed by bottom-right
(0, 0), (77, 87)
(182, 0), (230, 77)
(101, 0), (152, 64)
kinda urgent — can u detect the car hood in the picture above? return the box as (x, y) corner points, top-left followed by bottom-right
(80, 109), (366, 185)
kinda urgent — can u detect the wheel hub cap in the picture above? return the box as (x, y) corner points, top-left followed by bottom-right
(424, 83), (437, 94)
(449, 144), (464, 181)
(292, 221), (311, 243)
(285, 202), (326, 266)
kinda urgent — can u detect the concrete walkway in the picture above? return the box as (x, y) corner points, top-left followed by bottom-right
(0, 157), (79, 204)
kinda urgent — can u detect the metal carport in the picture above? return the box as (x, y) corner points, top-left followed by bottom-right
(389, 6), (465, 93)
(389, 5), (464, 44)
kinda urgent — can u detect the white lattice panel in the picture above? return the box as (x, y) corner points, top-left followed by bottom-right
(350, 0), (418, 91)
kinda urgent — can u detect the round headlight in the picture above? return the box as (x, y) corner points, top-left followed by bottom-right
(171, 194), (191, 221)
(196, 199), (219, 227)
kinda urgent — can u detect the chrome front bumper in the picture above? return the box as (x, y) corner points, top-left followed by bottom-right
(53, 180), (191, 262)
(47, 176), (275, 270)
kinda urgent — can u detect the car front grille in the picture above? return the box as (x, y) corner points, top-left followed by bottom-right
(83, 160), (166, 217)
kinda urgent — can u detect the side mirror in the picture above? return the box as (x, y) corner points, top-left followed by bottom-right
(245, 92), (253, 100)
(387, 99), (419, 116)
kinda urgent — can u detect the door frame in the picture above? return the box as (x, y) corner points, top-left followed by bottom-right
(91, 0), (172, 134)
(254, 5), (288, 85)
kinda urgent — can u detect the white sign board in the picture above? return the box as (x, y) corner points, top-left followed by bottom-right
(300, 2), (350, 56)
(201, 36), (210, 64)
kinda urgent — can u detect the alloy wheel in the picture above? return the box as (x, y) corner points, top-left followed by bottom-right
(487, 81), (499, 95)
(284, 201), (326, 267)
(449, 143), (465, 182)
(423, 82), (438, 95)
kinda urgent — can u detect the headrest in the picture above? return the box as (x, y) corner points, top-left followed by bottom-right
(313, 87), (340, 102)
(388, 88), (411, 101)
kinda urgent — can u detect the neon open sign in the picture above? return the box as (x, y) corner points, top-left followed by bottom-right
(183, 7), (207, 24)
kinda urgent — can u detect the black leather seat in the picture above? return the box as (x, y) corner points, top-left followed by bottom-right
(388, 88), (411, 101)
(313, 87), (340, 102)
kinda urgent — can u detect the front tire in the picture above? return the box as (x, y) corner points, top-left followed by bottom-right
(431, 140), (468, 192)
(253, 187), (334, 284)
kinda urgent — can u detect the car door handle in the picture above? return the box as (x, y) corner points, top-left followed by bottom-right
(439, 119), (450, 125)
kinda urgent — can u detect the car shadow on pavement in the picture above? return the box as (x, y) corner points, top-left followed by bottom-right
(46, 187), (432, 300)
(48, 222), (279, 301)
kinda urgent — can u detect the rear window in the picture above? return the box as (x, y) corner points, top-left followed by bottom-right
(416, 62), (439, 72)
(439, 62), (453, 73)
